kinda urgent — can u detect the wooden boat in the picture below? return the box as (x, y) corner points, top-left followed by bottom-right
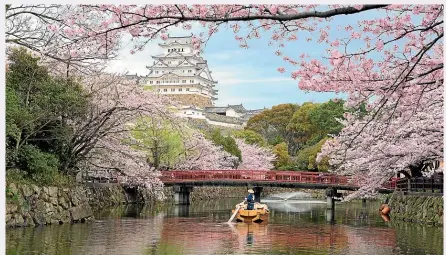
(232, 202), (270, 223)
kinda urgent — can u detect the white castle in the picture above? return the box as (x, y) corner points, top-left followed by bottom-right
(128, 35), (264, 129)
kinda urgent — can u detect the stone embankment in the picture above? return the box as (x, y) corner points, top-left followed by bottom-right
(5, 183), (152, 228)
(389, 191), (443, 226)
(6, 183), (324, 228)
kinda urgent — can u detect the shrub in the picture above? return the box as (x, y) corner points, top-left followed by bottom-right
(18, 144), (60, 184)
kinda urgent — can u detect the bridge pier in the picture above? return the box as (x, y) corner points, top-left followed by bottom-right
(173, 185), (193, 205)
(325, 188), (336, 210)
(173, 205), (190, 217)
(253, 187), (263, 203)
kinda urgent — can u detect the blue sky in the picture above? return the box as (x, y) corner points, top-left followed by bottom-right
(106, 8), (387, 110)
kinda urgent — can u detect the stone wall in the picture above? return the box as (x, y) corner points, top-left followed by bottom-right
(6, 183), (93, 228)
(5, 183), (153, 228)
(167, 94), (212, 108)
(389, 192), (443, 226)
(163, 186), (325, 202)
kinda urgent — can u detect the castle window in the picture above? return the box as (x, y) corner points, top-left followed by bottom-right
(171, 88), (175, 92)
(149, 81), (153, 84)
(188, 70), (192, 73)
(186, 88), (190, 91)
(179, 88), (182, 92)
(182, 80), (186, 83)
(168, 61), (171, 64)
(182, 48), (184, 52)
(190, 80), (194, 83)
(155, 71), (158, 74)
(156, 81), (160, 84)
(182, 70), (185, 73)
(163, 89), (167, 92)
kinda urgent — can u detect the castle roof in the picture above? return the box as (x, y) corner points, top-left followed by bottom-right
(204, 104), (247, 114)
(227, 104), (247, 113)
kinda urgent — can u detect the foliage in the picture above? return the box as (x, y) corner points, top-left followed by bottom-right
(233, 129), (267, 147)
(130, 117), (185, 169)
(287, 100), (345, 147)
(6, 168), (75, 188)
(307, 100), (344, 143)
(236, 139), (276, 170)
(5, 48), (89, 180)
(246, 103), (299, 150)
(295, 138), (329, 172)
(17, 144), (60, 184)
(286, 102), (319, 149)
(207, 129), (242, 161)
(272, 142), (290, 169)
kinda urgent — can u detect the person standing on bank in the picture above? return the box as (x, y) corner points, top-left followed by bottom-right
(245, 189), (255, 210)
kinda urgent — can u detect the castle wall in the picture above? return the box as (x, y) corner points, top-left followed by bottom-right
(167, 94), (212, 108)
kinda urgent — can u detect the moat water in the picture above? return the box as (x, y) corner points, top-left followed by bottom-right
(6, 198), (443, 255)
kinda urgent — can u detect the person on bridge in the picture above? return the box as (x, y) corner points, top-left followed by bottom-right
(245, 189), (255, 210)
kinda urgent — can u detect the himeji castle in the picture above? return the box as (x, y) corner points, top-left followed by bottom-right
(128, 34), (265, 129)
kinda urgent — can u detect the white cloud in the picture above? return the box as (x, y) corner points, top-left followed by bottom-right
(105, 35), (163, 75)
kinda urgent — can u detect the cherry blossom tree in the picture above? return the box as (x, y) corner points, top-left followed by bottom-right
(175, 132), (238, 170)
(317, 86), (443, 200)
(70, 73), (175, 196)
(5, 5), (121, 75)
(236, 139), (276, 170)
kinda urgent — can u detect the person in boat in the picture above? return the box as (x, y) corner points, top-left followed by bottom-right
(245, 189), (255, 210)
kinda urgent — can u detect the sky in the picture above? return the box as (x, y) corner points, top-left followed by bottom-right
(105, 9), (385, 110)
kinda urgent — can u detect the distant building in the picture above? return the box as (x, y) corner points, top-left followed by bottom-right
(133, 34), (265, 128)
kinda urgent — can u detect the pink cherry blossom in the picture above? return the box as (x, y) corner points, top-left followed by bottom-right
(235, 139), (275, 170)
(277, 67), (286, 73)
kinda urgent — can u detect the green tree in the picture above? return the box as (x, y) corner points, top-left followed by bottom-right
(307, 99), (345, 144)
(272, 142), (290, 169)
(233, 129), (267, 147)
(295, 138), (330, 172)
(246, 103), (299, 148)
(130, 117), (185, 169)
(5, 48), (89, 181)
(207, 129), (242, 162)
(287, 100), (345, 149)
(286, 102), (319, 151)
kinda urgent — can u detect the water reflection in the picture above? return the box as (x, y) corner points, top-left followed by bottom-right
(263, 199), (326, 213)
(6, 199), (443, 255)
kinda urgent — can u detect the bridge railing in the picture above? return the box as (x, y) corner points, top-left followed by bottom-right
(396, 176), (443, 194)
(160, 170), (356, 186)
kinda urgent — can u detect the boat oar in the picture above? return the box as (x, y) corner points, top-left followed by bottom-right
(228, 202), (244, 223)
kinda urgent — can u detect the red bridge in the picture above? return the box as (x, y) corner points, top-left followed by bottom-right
(160, 170), (397, 192)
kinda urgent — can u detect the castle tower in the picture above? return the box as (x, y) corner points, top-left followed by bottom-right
(143, 35), (218, 108)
